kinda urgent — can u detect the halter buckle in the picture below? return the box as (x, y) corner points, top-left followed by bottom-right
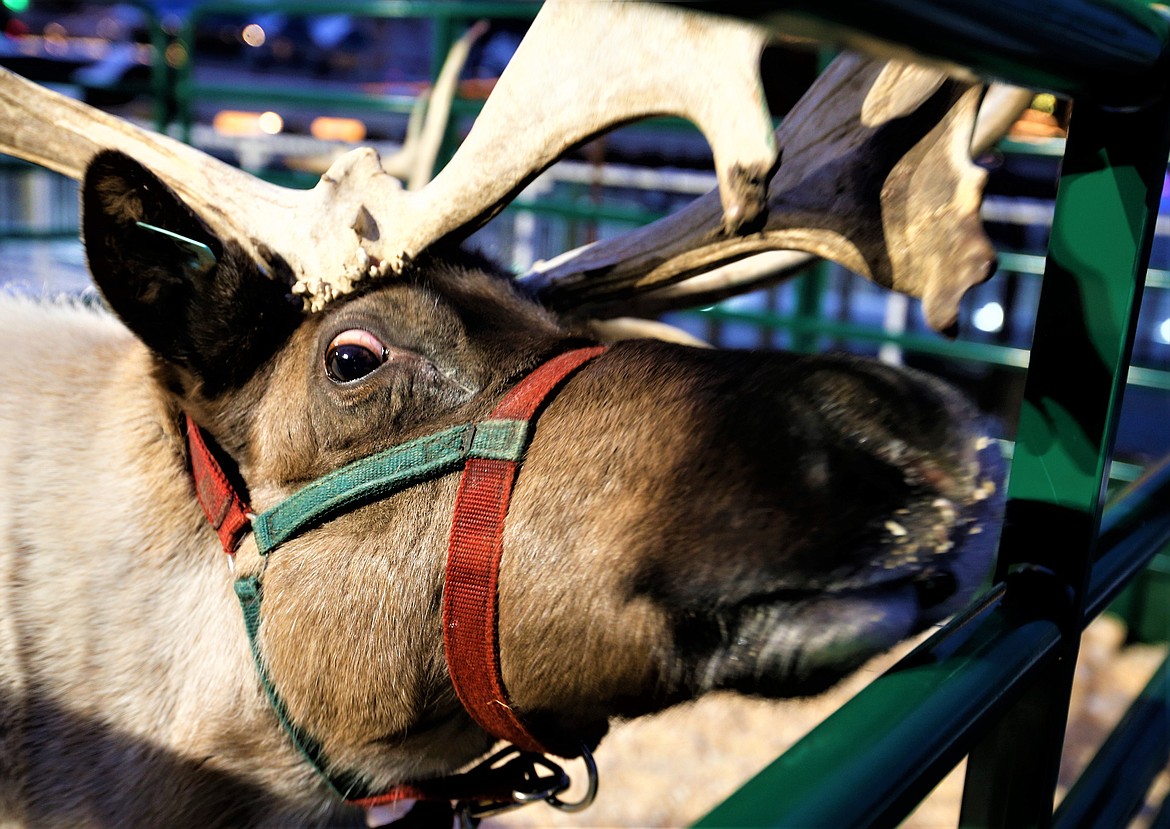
(454, 743), (598, 827)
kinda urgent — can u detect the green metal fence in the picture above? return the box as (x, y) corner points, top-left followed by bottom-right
(693, 3), (1170, 827)
(173, 1), (538, 148)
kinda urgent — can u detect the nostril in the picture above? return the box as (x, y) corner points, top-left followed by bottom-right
(913, 570), (958, 609)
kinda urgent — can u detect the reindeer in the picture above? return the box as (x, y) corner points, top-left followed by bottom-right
(0, 3), (1013, 826)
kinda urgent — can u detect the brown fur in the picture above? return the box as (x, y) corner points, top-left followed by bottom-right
(0, 153), (1003, 827)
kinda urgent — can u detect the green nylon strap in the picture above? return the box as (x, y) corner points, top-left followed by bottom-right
(234, 576), (368, 800)
(252, 419), (530, 556)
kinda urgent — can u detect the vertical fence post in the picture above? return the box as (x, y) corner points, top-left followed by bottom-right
(430, 11), (461, 174)
(959, 95), (1170, 828)
(176, 13), (198, 145)
(146, 6), (170, 133)
(792, 263), (828, 353)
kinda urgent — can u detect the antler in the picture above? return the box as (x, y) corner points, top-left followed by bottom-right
(0, 1), (775, 311)
(0, 1), (1019, 329)
(542, 80), (1032, 324)
(523, 54), (1010, 332)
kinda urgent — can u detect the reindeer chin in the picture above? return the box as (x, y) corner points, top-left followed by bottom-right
(698, 586), (923, 697)
(681, 438), (1004, 700)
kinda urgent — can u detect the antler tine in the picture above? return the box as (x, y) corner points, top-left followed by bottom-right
(973, 83), (1033, 154)
(522, 52), (1003, 333)
(379, 19), (490, 190)
(580, 251), (820, 319)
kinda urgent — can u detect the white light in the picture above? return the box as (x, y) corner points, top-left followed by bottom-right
(973, 301), (1005, 333)
(242, 23), (265, 47)
(1158, 318), (1170, 344)
(258, 111), (283, 135)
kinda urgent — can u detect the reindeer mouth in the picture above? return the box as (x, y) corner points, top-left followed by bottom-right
(693, 574), (954, 698)
(675, 439), (1004, 700)
(683, 569), (983, 699)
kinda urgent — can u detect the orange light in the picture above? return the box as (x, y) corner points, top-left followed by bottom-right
(212, 110), (284, 137)
(310, 116), (367, 143)
(164, 41), (187, 69)
(213, 110), (264, 136)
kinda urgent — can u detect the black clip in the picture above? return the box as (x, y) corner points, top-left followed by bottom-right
(454, 743), (598, 827)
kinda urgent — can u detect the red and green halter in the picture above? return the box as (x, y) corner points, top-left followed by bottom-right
(186, 346), (605, 822)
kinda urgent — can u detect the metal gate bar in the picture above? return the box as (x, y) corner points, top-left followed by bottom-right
(959, 90), (1170, 829)
(1086, 455), (1170, 621)
(691, 0), (1170, 103)
(1051, 655), (1169, 829)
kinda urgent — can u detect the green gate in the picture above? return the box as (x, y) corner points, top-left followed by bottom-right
(695, 2), (1170, 826)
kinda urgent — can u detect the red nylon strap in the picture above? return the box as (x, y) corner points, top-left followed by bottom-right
(185, 413), (252, 556)
(350, 783), (433, 809)
(443, 346), (605, 755)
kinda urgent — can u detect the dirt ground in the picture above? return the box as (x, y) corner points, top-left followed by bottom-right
(488, 614), (1168, 828)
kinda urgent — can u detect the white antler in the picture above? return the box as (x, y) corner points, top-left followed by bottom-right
(0, 2), (1022, 328)
(0, 2), (776, 311)
(385, 2), (775, 239)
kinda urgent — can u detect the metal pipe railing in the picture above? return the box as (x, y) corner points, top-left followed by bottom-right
(684, 0), (1170, 106)
(1051, 655), (1169, 829)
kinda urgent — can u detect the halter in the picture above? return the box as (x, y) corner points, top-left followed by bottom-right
(186, 346), (605, 824)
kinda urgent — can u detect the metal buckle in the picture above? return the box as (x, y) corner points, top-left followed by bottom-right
(455, 743), (599, 828)
(458, 423), (478, 458)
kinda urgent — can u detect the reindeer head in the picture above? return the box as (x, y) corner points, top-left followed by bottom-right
(4, 0), (1013, 814)
(74, 143), (1001, 799)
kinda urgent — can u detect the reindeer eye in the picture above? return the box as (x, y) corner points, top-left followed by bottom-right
(325, 329), (388, 383)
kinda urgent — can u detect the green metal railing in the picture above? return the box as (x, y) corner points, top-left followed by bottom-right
(694, 3), (1170, 827)
(173, 1), (540, 150)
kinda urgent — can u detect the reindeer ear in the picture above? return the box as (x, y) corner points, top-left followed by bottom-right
(83, 149), (302, 394)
